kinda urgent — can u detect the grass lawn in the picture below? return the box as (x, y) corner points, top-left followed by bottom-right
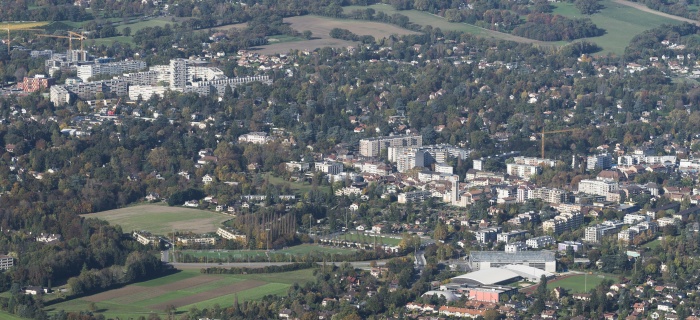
(179, 244), (357, 261)
(643, 238), (663, 250)
(267, 34), (305, 44)
(0, 310), (26, 320)
(265, 174), (330, 195)
(552, 0), (682, 55)
(550, 273), (615, 293)
(90, 36), (135, 46)
(116, 18), (172, 34)
(82, 204), (232, 235)
(342, 231), (403, 246)
(47, 268), (316, 319)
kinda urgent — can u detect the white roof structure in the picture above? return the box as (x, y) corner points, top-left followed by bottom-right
(501, 264), (554, 282)
(451, 268), (521, 285)
(421, 290), (460, 302)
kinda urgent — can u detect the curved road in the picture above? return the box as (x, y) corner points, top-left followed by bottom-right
(613, 0), (700, 26)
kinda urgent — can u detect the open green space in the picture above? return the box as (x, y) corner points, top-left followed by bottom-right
(179, 244), (357, 261)
(344, 231), (402, 246)
(0, 310), (27, 320)
(47, 268), (315, 319)
(265, 174), (330, 195)
(552, 0), (682, 55)
(343, 4), (518, 40)
(267, 34), (306, 44)
(82, 204), (231, 235)
(643, 238), (663, 250)
(550, 273), (614, 293)
(90, 36), (135, 46)
(116, 18), (172, 34)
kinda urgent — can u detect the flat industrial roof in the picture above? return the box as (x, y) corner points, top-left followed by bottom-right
(452, 268), (521, 285)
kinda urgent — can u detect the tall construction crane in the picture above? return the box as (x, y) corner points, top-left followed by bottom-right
(37, 32), (88, 61)
(2, 25), (43, 55)
(539, 127), (578, 159)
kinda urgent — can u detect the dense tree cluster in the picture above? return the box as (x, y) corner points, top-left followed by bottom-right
(512, 14), (604, 41)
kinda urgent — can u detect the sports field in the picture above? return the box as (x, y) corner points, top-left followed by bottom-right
(179, 244), (357, 261)
(548, 273), (611, 293)
(82, 204), (231, 235)
(47, 268), (315, 319)
(343, 231), (402, 246)
(552, 0), (682, 55)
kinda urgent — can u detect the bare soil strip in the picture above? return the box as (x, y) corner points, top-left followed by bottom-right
(83, 286), (150, 303)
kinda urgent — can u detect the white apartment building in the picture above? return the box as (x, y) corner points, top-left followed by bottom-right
(512, 156), (557, 167)
(77, 60), (147, 82)
(238, 132), (273, 144)
(0, 255), (13, 270)
(315, 161), (344, 175)
(532, 187), (566, 204)
(623, 214), (648, 225)
(587, 153), (613, 171)
(434, 162), (454, 174)
(657, 216), (679, 227)
(526, 236), (555, 249)
(578, 179), (619, 196)
(542, 211), (583, 235)
(397, 190), (432, 204)
(505, 241), (528, 253)
(506, 163), (541, 179)
(475, 227), (501, 243)
(360, 134), (422, 157)
(216, 227), (247, 242)
(497, 230), (527, 243)
(585, 220), (624, 243)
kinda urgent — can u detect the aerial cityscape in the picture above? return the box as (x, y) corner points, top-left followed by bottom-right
(2, 0), (700, 319)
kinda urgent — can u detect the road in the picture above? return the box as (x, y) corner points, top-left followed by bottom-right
(613, 0), (700, 26)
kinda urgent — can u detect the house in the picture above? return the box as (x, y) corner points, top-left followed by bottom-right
(183, 200), (199, 207)
(278, 308), (292, 318)
(24, 286), (48, 295)
(145, 193), (160, 202)
(202, 174), (214, 185)
(633, 302), (647, 313)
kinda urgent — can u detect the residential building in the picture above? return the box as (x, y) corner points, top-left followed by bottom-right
(587, 153), (613, 171)
(398, 190), (432, 204)
(133, 231), (159, 246)
(468, 251), (556, 273)
(542, 211), (583, 235)
(315, 161), (343, 175)
(526, 236), (555, 249)
(585, 220), (624, 243)
(285, 161), (310, 172)
(475, 227), (501, 243)
(18, 75), (53, 92)
(216, 227), (247, 243)
(657, 216), (679, 227)
(532, 187), (566, 204)
(238, 132), (273, 144)
(505, 241), (527, 253)
(359, 134), (422, 157)
(176, 236), (217, 246)
(77, 60), (146, 82)
(557, 241), (583, 252)
(497, 230), (527, 243)
(0, 255), (13, 270)
(512, 156), (557, 167)
(623, 214), (648, 225)
(506, 163), (541, 179)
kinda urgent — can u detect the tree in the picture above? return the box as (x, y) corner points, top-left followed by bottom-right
(575, 0), (602, 14)
(123, 26), (132, 37)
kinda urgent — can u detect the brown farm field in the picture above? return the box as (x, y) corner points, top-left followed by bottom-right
(81, 204), (231, 235)
(249, 15), (419, 55)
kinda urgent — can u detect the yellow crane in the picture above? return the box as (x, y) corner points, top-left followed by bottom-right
(539, 127), (578, 159)
(2, 25), (43, 55)
(37, 32), (87, 60)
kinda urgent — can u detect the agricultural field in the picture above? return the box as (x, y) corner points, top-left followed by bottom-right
(250, 15), (419, 55)
(46, 268), (316, 319)
(552, 0), (683, 55)
(1, 21), (49, 30)
(179, 244), (357, 261)
(81, 204), (231, 235)
(342, 4), (550, 45)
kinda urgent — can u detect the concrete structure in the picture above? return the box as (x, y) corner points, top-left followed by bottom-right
(506, 163), (541, 179)
(315, 161), (343, 175)
(451, 268), (522, 285)
(584, 220), (624, 243)
(216, 227), (247, 243)
(475, 227), (501, 244)
(468, 251), (556, 273)
(578, 179), (619, 196)
(505, 241), (527, 253)
(238, 132), (273, 144)
(526, 236), (555, 249)
(542, 211), (583, 235)
(50, 79), (128, 105)
(360, 134), (422, 157)
(285, 161), (310, 172)
(587, 153), (613, 171)
(0, 255), (13, 270)
(467, 285), (517, 303)
(557, 241), (583, 252)
(623, 214), (649, 225)
(133, 231), (159, 246)
(176, 236), (217, 245)
(497, 230), (527, 243)
(18, 75), (53, 92)
(77, 60), (146, 82)
(512, 156), (557, 167)
(397, 190), (432, 204)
